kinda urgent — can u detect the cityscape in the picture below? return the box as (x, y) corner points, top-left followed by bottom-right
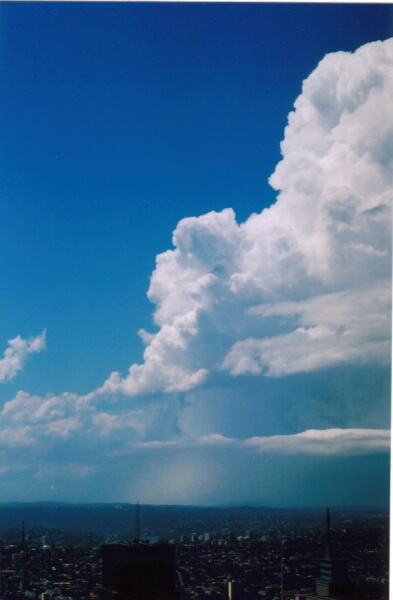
(0, 504), (388, 599)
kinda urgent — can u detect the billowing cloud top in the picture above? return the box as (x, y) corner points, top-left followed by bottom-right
(100, 38), (392, 398)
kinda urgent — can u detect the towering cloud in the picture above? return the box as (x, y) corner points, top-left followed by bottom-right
(100, 38), (392, 398)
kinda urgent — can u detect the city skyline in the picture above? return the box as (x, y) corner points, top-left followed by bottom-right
(0, 3), (391, 505)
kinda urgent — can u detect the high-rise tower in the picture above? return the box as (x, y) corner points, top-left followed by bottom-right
(305, 508), (352, 600)
(102, 504), (181, 599)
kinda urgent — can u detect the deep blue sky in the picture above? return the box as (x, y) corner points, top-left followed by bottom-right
(0, 4), (390, 505)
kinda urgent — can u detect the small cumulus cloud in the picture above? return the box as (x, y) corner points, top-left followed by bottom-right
(0, 391), (85, 448)
(44, 417), (83, 439)
(0, 425), (36, 448)
(0, 389), (177, 449)
(92, 410), (148, 437)
(0, 331), (46, 383)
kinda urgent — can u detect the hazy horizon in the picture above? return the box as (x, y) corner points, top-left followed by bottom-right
(0, 501), (389, 508)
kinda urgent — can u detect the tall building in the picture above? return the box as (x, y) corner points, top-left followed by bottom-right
(305, 508), (353, 600)
(101, 504), (181, 600)
(227, 579), (239, 600)
(102, 542), (180, 600)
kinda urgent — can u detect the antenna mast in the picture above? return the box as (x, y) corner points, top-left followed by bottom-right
(21, 521), (25, 554)
(20, 521), (26, 593)
(280, 557), (284, 600)
(280, 540), (284, 600)
(326, 507), (331, 558)
(135, 501), (140, 543)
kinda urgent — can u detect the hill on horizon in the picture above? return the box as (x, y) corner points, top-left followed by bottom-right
(0, 502), (387, 538)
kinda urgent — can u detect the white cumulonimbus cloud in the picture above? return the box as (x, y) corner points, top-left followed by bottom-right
(0, 331), (46, 383)
(99, 38), (392, 398)
(223, 284), (391, 376)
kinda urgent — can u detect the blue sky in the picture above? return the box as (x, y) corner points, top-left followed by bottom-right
(0, 3), (391, 505)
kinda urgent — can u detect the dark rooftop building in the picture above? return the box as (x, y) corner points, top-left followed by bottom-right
(102, 504), (181, 600)
(305, 509), (353, 600)
(102, 542), (180, 600)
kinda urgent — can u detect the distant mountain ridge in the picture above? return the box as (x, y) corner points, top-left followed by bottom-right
(0, 502), (387, 538)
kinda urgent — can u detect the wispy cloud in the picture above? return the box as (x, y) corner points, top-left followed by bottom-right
(243, 428), (390, 456)
(133, 428), (390, 457)
(0, 331), (46, 383)
(35, 463), (98, 480)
